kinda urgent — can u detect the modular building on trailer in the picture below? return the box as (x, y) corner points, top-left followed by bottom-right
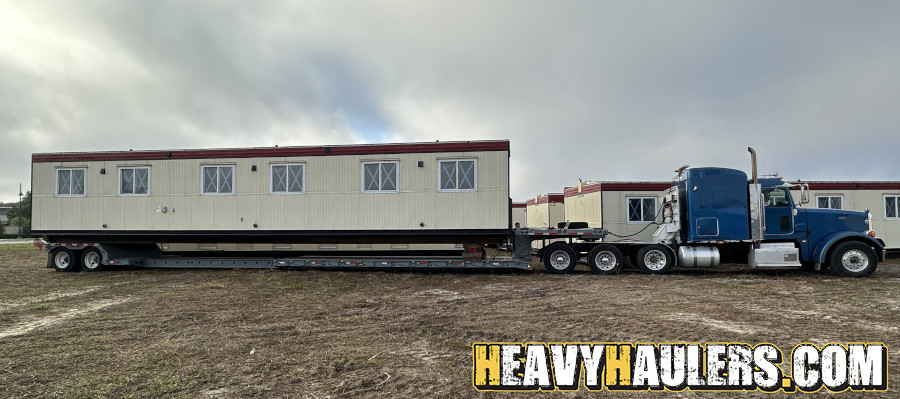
(32, 140), (511, 245)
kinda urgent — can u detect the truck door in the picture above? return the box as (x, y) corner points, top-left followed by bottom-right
(763, 187), (793, 236)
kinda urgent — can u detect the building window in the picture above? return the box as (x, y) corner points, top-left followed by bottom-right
(438, 159), (476, 191)
(119, 167), (150, 195)
(271, 164), (305, 194)
(885, 196), (900, 220)
(816, 195), (842, 210)
(202, 166), (234, 195)
(627, 197), (657, 223)
(56, 168), (86, 197)
(362, 162), (398, 193)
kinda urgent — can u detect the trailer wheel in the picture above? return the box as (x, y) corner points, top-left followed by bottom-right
(50, 248), (80, 272)
(588, 245), (623, 275)
(828, 241), (877, 278)
(543, 244), (577, 274)
(81, 247), (105, 272)
(636, 245), (673, 274)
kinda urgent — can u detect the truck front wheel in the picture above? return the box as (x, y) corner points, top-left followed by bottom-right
(50, 248), (80, 272)
(588, 245), (623, 275)
(829, 241), (877, 277)
(636, 245), (674, 274)
(543, 244), (577, 274)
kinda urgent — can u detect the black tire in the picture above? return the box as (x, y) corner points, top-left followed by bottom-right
(635, 244), (674, 274)
(588, 245), (624, 275)
(81, 247), (105, 272)
(828, 241), (877, 277)
(50, 248), (80, 272)
(542, 244), (578, 274)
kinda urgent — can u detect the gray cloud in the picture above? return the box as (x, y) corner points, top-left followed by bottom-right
(1, 0), (898, 203)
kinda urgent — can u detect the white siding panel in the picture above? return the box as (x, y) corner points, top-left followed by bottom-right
(602, 190), (662, 242)
(33, 149), (509, 232)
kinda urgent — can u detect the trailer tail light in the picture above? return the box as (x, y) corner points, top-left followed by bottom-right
(416, 262), (428, 266)
(379, 262), (392, 266)
(309, 261), (322, 266)
(452, 262), (464, 266)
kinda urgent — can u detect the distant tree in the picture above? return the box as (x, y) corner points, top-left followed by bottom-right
(6, 191), (32, 236)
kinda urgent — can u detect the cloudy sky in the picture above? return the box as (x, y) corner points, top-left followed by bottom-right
(2, 0), (898, 203)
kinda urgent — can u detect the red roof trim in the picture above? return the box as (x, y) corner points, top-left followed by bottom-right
(511, 202), (527, 208)
(526, 194), (564, 205)
(32, 140), (510, 163)
(564, 182), (670, 196)
(790, 181), (900, 191)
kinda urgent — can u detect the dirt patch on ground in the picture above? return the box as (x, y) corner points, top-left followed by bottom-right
(0, 247), (898, 398)
(0, 297), (131, 339)
(0, 286), (100, 312)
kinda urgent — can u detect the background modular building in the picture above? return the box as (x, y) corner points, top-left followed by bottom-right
(563, 182), (671, 242)
(32, 141), (511, 245)
(511, 202), (527, 228)
(791, 181), (900, 249)
(525, 193), (565, 249)
(525, 194), (564, 228)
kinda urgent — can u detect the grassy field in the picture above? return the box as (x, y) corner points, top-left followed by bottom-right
(1, 247), (898, 398)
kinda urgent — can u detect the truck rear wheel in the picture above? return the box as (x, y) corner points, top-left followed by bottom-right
(828, 241), (877, 277)
(588, 245), (623, 275)
(50, 248), (80, 272)
(543, 244), (577, 274)
(636, 245), (673, 274)
(81, 247), (105, 272)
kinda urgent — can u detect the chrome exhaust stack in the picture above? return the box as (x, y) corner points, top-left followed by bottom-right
(748, 147), (758, 184)
(747, 147), (764, 242)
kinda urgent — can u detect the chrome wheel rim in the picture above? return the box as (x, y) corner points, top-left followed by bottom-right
(594, 251), (617, 271)
(84, 252), (101, 269)
(841, 249), (869, 272)
(549, 250), (571, 270)
(643, 250), (667, 271)
(54, 252), (71, 268)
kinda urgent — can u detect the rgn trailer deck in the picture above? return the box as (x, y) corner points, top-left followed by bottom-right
(35, 143), (885, 276)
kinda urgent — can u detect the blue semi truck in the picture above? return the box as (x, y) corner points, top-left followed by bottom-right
(530, 148), (885, 277)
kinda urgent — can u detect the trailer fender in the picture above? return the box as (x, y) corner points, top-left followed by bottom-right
(812, 232), (885, 264)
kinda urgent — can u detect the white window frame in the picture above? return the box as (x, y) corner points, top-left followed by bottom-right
(815, 195), (843, 210)
(438, 159), (477, 192)
(885, 195), (900, 220)
(56, 168), (87, 197)
(270, 163), (306, 195)
(626, 196), (657, 224)
(361, 161), (399, 193)
(118, 166), (151, 196)
(201, 165), (235, 195)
